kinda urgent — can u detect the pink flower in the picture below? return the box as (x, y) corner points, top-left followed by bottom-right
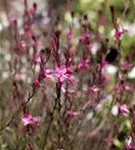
(78, 59), (90, 69)
(100, 60), (108, 69)
(38, 68), (54, 82)
(115, 27), (128, 40)
(66, 28), (73, 41)
(86, 43), (93, 49)
(79, 32), (91, 41)
(8, 14), (17, 25)
(65, 110), (79, 117)
(115, 30), (121, 40)
(22, 114), (41, 126)
(118, 104), (129, 115)
(125, 137), (135, 150)
(17, 40), (27, 53)
(126, 142), (135, 150)
(54, 66), (74, 84)
(33, 55), (41, 64)
(32, 79), (40, 88)
(45, 69), (55, 80)
(121, 61), (133, 70)
(115, 82), (131, 93)
(90, 85), (100, 93)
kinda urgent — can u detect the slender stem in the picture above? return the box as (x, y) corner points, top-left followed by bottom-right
(42, 96), (58, 150)
(0, 92), (35, 134)
(57, 87), (62, 149)
(24, 0), (28, 8)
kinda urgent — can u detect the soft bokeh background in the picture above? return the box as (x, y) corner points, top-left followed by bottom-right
(1, 0), (135, 150)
